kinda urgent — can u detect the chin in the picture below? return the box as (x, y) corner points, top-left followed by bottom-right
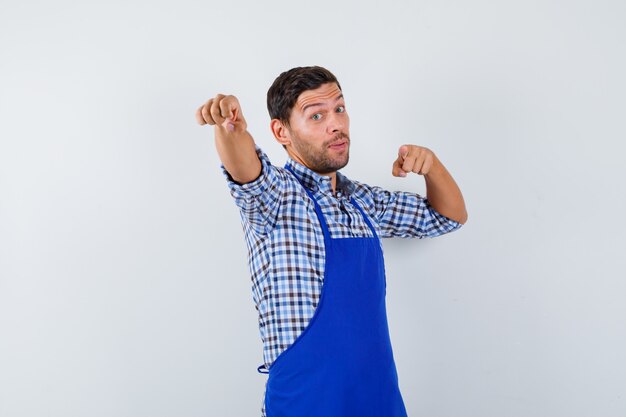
(316, 159), (348, 174)
(338, 155), (349, 170)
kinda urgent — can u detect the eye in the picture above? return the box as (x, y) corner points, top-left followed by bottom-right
(336, 106), (345, 113)
(311, 113), (322, 121)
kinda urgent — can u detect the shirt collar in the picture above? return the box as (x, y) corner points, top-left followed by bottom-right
(285, 158), (355, 197)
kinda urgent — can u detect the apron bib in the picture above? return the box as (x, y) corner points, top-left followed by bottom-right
(260, 166), (408, 417)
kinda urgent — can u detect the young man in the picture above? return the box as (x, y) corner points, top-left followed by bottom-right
(196, 66), (467, 417)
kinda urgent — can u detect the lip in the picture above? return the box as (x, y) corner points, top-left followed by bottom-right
(328, 141), (347, 150)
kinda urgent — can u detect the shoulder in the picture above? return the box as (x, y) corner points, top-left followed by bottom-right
(222, 147), (299, 197)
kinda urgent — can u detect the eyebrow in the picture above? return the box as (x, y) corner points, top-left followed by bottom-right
(301, 94), (344, 113)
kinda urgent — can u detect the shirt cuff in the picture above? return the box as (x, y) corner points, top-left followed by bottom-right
(221, 147), (272, 198)
(431, 208), (463, 233)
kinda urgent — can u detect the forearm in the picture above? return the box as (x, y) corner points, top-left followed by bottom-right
(214, 127), (261, 184)
(424, 156), (468, 224)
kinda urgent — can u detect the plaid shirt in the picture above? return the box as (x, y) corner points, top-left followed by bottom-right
(223, 147), (462, 369)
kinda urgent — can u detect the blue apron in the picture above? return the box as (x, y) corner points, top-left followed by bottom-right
(259, 165), (408, 417)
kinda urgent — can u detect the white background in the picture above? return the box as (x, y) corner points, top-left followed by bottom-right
(1, 0), (625, 416)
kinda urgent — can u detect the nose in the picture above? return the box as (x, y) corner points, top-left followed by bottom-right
(326, 111), (348, 135)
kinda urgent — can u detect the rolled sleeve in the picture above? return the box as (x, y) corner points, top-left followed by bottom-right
(221, 147), (284, 235)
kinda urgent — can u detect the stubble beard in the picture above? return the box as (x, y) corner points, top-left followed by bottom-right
(291, 132), (351, 174)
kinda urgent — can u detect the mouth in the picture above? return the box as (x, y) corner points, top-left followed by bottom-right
(327, 136), (349, 151)
(329, 142), (347, 151)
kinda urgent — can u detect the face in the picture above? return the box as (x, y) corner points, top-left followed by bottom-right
(282, 83), (350, 174)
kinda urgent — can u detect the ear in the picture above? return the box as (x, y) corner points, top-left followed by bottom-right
(270, 119), (291, 147)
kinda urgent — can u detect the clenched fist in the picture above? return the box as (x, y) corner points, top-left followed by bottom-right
(195, 94), (247, 133)
(392, 145), (437, 177)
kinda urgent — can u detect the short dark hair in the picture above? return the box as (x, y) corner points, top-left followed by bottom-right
(267, 66), (341, 126)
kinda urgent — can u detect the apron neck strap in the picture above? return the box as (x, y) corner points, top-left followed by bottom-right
(284, 164), (331, 243)
(349, 197), (379, 240)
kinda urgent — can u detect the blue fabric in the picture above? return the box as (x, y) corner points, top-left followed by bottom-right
(263, 165), (408, 417)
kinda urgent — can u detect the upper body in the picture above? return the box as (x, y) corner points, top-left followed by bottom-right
(195, 66), (468, 367)
(223, 147), (462, 366)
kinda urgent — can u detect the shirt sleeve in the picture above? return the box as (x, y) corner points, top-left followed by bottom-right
(354, 182), (463, 239)
(221, 147), (285, 236)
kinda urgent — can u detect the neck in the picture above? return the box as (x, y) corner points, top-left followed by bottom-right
(288, 152), (338, 194)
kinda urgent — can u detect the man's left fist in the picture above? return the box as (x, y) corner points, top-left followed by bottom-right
(392, 145), (436, 177)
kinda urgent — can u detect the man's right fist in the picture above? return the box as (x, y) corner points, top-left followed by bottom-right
(195, 94), (247, 133)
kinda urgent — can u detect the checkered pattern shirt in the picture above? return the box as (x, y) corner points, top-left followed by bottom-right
(222, 147), (462, 371)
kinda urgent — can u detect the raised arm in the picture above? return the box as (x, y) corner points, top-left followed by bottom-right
(195, 94), (261, 184)
(392, 145), (468, 224)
